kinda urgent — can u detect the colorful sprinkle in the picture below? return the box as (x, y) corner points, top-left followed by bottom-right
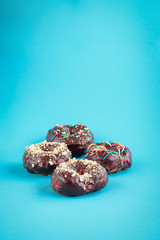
(51, 135), (56, 140)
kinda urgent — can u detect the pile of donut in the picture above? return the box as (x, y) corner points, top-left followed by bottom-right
(23, 123), (132, 197)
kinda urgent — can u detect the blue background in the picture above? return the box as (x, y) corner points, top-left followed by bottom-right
(0, 0), (160, 239)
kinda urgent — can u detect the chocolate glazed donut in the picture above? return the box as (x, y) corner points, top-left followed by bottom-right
(85, 142), (132, 173)
(23, 140), (72, 176)
(51, 159), (108, 196)
(46, 123), (94, 157)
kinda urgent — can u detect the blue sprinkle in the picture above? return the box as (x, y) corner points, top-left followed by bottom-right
(51, 135), (56, 140)
(112, 151), (118, 155)
(103, 152), (111, 160)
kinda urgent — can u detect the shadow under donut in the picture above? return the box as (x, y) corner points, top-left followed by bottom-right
(7, 162), (49, 180)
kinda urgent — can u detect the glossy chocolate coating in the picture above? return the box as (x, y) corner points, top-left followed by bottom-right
(85, 142), (132, 173)
(23, 140), (72, 176)
(46, 123), (94, 157)
(51, 159), (108, 196)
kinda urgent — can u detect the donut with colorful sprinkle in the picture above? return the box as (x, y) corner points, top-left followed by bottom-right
(46, 123), (94, 157)
(85, 142), (132, 173)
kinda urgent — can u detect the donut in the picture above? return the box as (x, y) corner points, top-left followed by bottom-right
(23, 140), (72, 176)
(46, 123), (94, 157)
(85, 142), (132, 173)
(51, 158), (108, 196)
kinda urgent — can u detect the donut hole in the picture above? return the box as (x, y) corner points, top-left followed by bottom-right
(69, 128), (77, 134)
(69, 161), (86, 175)
(73, 162), (86, 175)
(77, 169), (85, 175)
(40, 144), (55, 152)
(102, 143), (123, 154)
(72, 166), (85, 175)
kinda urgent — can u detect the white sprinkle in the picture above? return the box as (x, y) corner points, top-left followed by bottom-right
(49, 161), (54, 165)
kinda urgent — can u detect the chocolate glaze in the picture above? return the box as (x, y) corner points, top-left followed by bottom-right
(51, 159), (108, 196)
(85, 142), (132, 173)
(46, 123), (94, 157)
(23, 140), (72, 176)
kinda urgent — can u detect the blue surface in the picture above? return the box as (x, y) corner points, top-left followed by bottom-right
(0, 1), (160, 240)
